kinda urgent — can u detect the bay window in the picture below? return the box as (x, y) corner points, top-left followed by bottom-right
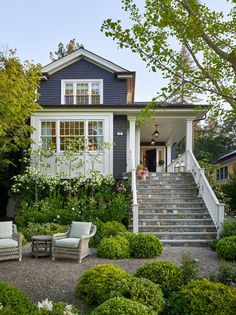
(62, 80), (103, 105)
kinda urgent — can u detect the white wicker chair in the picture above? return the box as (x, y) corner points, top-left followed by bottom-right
(0, 221), (22, 262)
(52, 222), (96, 263)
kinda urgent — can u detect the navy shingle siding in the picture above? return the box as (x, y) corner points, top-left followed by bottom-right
(113, 115), (127, 179)
(39, 59), (127, 105)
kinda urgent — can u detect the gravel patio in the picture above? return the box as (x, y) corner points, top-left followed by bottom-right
(0, 243), (223, 313)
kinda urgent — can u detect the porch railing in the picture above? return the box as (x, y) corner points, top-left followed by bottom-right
(130, 150), (139, 233)
(187, 150), (224, 238)
(167, 152), (186, 172)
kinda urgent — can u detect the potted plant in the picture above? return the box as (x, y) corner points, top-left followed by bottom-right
(136, 164), (144, 177)
(159, 160), (164, 167)
(140, 167), (149, 180)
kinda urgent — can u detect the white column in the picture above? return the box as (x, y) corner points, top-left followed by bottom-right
(186, 119), (193, 171)
(167, 145), (172, 166)
(135, 126), (140, 166)
(127, 116), (136, 171)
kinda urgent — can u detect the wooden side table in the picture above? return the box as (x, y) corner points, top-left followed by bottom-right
(31, 235), (52, 258)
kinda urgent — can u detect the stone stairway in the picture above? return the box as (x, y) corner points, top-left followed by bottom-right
(130, 172), (217, 246)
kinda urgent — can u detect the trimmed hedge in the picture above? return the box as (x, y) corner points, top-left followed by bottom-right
(90, 297), (156, 315)
(166, 278), (236, 315)
(0, 280), (35, 314)
(130, 234), (163, 258)
(216, 236), (236, 261)
(109, 277), (164, 313)
(76, 264), (132, 305)
(97, 236), (131, 259)
(135, 260), (184, 296)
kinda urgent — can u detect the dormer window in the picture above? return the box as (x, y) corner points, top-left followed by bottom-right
(62, 79), (103, 105)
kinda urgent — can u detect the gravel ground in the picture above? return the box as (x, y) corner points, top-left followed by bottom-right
(0, 243), (222, 313)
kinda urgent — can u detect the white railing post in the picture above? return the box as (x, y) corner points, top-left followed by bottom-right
(130, 150), (138, 233)
(217, 204), (225, 239)
(198, 168), (205, 197)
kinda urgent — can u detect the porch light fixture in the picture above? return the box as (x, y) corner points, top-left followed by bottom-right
(153, 124), (160, 138)
(150, 138), (156, 145)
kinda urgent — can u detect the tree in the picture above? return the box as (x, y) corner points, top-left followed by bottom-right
(167, 46), (200, 103)
(50, 39), (81, 61)
(0, 49), (41, 168)
(102, 0), (236, 110)
(194, 112), (236, 162)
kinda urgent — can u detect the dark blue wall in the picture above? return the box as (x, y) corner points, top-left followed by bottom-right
(39, 59), (127, 105)
(113, 115), (127, 179)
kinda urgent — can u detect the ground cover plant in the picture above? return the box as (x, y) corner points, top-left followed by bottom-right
(216, 236), (236, 261)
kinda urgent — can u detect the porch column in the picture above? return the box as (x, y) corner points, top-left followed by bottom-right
(167, 145), (172, 166)
(128, 116), (136, 171)
(186, 119), (193, 171)
(135, 126), (140, 166)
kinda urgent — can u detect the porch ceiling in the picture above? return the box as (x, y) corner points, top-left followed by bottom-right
(140, 118), (187, 144)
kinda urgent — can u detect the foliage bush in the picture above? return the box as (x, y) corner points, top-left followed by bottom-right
(209, 264), (236, 286)
(180, 252), (200, 284)
(91, 221), (127, 247)
(76, 264), (132, 305)
(165, 278), (236, 315)
(109, 277), (164, 313)
(216, 236), (236, 261)
(18, 232), (27, 246)
(20, 222), (68, 241)
(222, 169), (236, 213)
(97, 236), (131, 259)
(130, 234), (163, 258)
(220, 220), (236, 239)
(90, 297), (156, 315)
(0, 280), (35, 314)
(135, 260), (184, 296)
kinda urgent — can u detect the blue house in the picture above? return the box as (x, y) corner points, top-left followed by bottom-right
(31, 47), (224, 244)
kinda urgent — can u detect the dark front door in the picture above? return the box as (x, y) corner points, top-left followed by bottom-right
(146, 149), (156, 172)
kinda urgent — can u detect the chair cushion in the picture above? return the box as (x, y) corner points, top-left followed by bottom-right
(0, 238), (18, 248)
(0, 221), (13, 239)
(69, 221), (92, 238)
(55, 238), (80, 248)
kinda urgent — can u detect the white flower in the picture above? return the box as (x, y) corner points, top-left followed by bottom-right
(38, 298), (53, 311)
(72, 207), (75, 211)
(57, 215), (60, 219)
(0, 303), (3, 310)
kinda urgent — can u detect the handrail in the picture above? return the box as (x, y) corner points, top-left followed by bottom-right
(167, 152), (186, 172)
(130, 150), (139, 233)
(187, 150), (224, 238)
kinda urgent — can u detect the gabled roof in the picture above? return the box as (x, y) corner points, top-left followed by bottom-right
(42, 47), (130, 75)
(214, 149), (236, 163)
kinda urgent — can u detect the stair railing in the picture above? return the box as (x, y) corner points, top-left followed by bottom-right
(187, 150), (224, 238)
(130, 150), (139, 233)
(167, 152), (186, 172)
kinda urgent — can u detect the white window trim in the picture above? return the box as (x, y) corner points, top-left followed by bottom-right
(61, 79), (103, 105)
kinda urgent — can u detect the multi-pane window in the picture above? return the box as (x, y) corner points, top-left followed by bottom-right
(41, 120), (103, 152)
(60, 121), (84, 150)
(63, 80), (102, 105)
(88, 121), (103, 151)
(41, 121), (56, 150)
(217, 166), (228, 180)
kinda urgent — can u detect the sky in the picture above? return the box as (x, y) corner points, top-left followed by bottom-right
(0, 0), (232, 101)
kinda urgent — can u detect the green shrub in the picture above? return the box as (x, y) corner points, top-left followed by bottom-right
(166, 278), (236, 315)
(20, 222), (68, 241)
(209, 264), (236, 286)
(97, 236), (131, 259)
(135, 260), (184, 296)
(220, 220), (236, 238)
(109, 277), (164, 313)
(91, 297), (156, 315)
(0, 280), (35, 314)
(117, 231), (135, 243)
(180, 252), (200, 284)
(130, 234), (163, 258)
(216, 236), (236, 261)
(91, 221), (127, 247)
(76, 264), (132, 305)
(18, 232), (27, 246)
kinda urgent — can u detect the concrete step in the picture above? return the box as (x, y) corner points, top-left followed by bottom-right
(136, 225), (216, 233)
(162, 239), (213, 246)
(138, 196), (203, 201)
(139, 207), (208, 213)
(139, 231), (217, 240)
(139, 201), (206, 206)
(137, 188), (198, 193)
(137, 213), (211, 219)
(131, 218), (214, 225)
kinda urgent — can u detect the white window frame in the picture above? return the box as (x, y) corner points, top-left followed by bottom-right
(61, 79), (103, 105)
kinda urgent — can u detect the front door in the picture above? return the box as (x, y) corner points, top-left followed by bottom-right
(146, 149), (156, 172)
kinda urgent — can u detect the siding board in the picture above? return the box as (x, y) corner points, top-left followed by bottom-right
(113, 115), (127, 179)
